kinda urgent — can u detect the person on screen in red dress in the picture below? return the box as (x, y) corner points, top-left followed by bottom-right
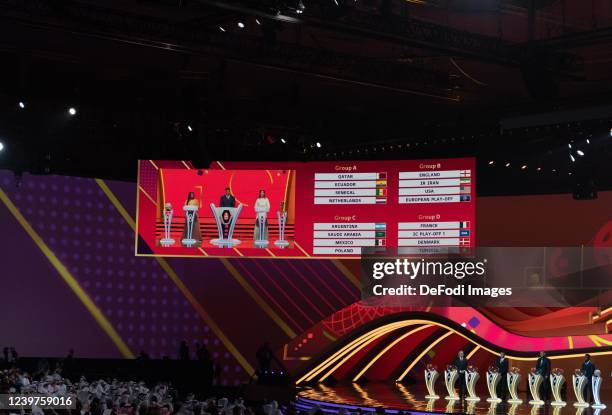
(181, 191), (202, 245)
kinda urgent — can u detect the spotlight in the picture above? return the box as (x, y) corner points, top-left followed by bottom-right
(68, 107), (77, 116)
(586, 139), (590, 144)
(570, 154), (575, 162)
(0, 141), (4, 152)
(568, 143), (572, 149)
(297, 0), (305, 13)
(315, 141), (321, 148)
(521, 165), (527, 170)
(577, 149), (584, 156)
(609, 127), (612, 137)
(488, 160), (494, 165)
(237, 22), (245, 28)
(255, 18), (261, 25)
(537, 167), (542, 171)
(280, 138), (286, 144)
(187, 125), (193, 132)
(219, 26), (226, 32)
(505, 162), (511, 167)
(18, 101), (25, 109)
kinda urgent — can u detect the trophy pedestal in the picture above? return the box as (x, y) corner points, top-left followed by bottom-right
(465, 371), (480, 402)
(591, 404), (607, 409)
(274, 240), (289, 248)
(254, 239), (269, 248)
(444, 369), (460, 400)
(528, 373), (544, 405)
(550, 401), (566, 407)
(181, 238), (197, 247)
(211, 238), (241, 248)
(160, 238), (175, 247)
(486, 398), (502, 403)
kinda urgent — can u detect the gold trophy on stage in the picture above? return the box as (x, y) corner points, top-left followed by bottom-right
(424, 364), (440, 399)
(528, 367), (544, 405)
(507, 367), (523, 404)
(550, 368), (566, 407)
(444, 365), (460, 400)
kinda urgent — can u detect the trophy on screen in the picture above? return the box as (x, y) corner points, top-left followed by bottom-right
(274, 201), (289, 248)
(592, 369), (606, 409)
(465, 366), (481, 402)
(507, 367), (523, 404)
(550, 368), (566, 407)
(572, 369), (589, 408)
(182, 204), (199, 247)
(444, 365), (460, 400)
(424, 364), (440, 399)
(160, 203), (175, 246)
(210, 203), (243, 248)
(486, 366), (501, 403)
(528, 368), (544, 405)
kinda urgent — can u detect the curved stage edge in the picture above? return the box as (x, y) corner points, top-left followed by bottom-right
(295, 383), (605, 415)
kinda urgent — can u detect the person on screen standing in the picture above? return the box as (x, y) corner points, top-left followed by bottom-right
(581, 354), (596, 403)
(535, 351), (551, 401)
(253, 189), (270, 242)
(494, 351), (509, 399)
(181, 191), (202, 245)
(220, 187), (236, 207)
(453, 350), (469, 398)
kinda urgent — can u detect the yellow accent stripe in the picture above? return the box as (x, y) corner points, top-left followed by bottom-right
(149, 160), (159, 170)
(293, 241), (311, 257)
(181, 160), (191, 169)
(265, 248), (276, 257)
(331, 259), (360, 288)
(589, 335), (602, 347)
(568, 336), (574, 349)
(397, 331), (453, 381)
(219, 258), (296, 338)
(592, 335), (612, 346)
(96, 179), (255, 375)
(138, 186), (157, 206)
(467, 345), (481, 359)
(216, 161), (226, 170)
(155, 257), (255, 375)
(0, 186), (134, 359)
(353, 325), (432, 381)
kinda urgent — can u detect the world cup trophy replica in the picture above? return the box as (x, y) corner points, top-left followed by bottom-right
(572, 368), (589, 408)
(182, 204), (199, 247)
(507, 367), (523, 404)
(486, 366), (501, 403)
(210, 203), (243, 248)
(528, 367), (544, 405)
(160, 203), (175, 246)
(465, 365), (481, 402)
(550, 368), (566, 407)
(591, 369), (606, 409)
(444, 365), (460, 400)
(424, 364), (440, 399)
(274, 201), (289, 248)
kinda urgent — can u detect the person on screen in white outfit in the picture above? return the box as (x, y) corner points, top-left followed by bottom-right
(253, 189), (270, 241)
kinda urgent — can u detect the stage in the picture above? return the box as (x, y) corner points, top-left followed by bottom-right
(295, 383), (605, 415)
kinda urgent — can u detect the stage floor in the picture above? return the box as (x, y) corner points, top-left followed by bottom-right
(296, 383), (604, 415)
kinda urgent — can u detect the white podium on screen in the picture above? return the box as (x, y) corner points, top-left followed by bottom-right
(182, 205), (199, 247)
(210, 203), (243, 248)
(274, 209), (289, 248)
(254, 206), (269, 248)
(160, 203), (175, 246)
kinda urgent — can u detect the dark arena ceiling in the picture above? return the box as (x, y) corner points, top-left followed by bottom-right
(0, 0), (612, 195)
